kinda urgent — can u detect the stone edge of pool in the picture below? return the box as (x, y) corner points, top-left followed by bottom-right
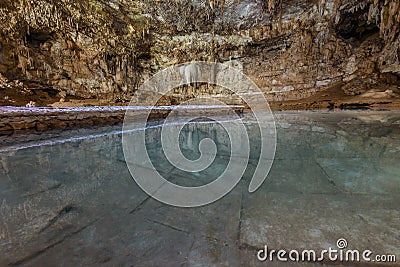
(2, 105), (400, 134)
(0, 105), (245, 134)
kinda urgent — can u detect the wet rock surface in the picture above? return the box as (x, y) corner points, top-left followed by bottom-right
(0, 105), (244, 140)
(0, 111), (399, 266)
(0, 0), (399, 107)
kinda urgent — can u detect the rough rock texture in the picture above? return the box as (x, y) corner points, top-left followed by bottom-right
(0, 0), (399, 106)
(0, 105), (244, 136)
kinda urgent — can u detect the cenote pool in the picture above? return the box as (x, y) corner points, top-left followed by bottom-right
(0, 111), (399, 266)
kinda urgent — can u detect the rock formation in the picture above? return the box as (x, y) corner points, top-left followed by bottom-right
(0, 0), (399, 106)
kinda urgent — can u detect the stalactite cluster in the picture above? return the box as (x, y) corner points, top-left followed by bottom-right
(209, 0), (225, 11)
(0, 0), (398, 106)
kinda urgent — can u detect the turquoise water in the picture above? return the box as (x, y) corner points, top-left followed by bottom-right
(0, 111), (399, 266)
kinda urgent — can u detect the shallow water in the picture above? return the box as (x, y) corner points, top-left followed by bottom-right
(0, 111), (399, 266)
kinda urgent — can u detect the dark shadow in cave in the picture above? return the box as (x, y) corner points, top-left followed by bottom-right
(26, 31), (53, 48)
(335, 7), (380, 45)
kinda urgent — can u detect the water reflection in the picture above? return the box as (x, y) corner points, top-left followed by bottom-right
(0, 111), (399, 266)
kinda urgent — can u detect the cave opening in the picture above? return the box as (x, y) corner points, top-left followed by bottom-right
(335, 8), (380, 45)
(26, 31), (53, 48)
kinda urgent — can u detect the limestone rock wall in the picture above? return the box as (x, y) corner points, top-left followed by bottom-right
(0, 0), (399, 105)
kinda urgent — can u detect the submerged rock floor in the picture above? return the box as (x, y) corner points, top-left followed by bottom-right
(0, 111), (399, 266)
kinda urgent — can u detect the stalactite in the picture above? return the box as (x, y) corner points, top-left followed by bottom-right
(209, 0), (224, 11)
(319, 0), (326, 16)
(209, 0), (215, 10)
(279, 0), (282, 33)
(268, 0), (275, 12)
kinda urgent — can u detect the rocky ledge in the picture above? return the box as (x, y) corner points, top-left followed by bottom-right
(0, 105), (244, 138)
